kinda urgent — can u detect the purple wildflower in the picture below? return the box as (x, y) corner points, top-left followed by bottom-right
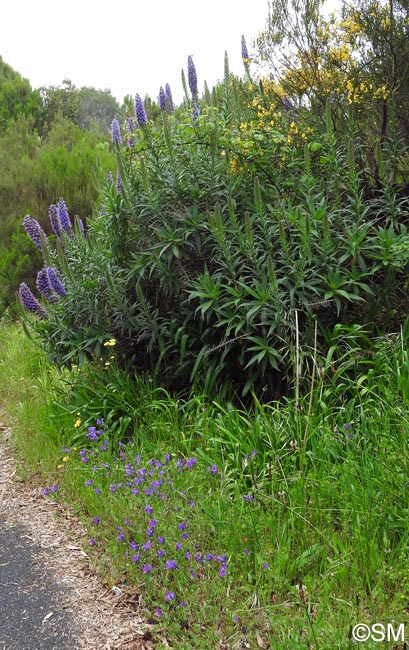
(219, 562), (227, 577)
(158, 536), (166, 544)
(116, 170), (121, 194)
(132, 552), (140, 563)
(134, 94), (147, 126)
(23, 215), (47, 252)
(87, 427), (98, 441)
(143, 541), (152, 551)
(85, 479), (93, 487)
(57, 200), (72, 231)
(92, 517), (100, 525)
(166, 559), (178, 570)
(192, 99), (200, 123)
(157, 549), (165, 558)
(141, 563), (153, 573)
(111, 117), (122, 145)
(180, 601), (187, 608)
(78, 218), (85, 236)
(144, 505), (153, 515)
(262, 562), (269, 569)
(165, 591), (175, 601)
(89, 538), (96, 546)
(178, 521), (187, 530)
(187, 55), (198, 97)
(156, 607), (163, 617)
(19, 283), (47, 319)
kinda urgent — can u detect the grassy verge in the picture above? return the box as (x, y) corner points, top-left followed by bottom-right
(1, 319), (409, 649)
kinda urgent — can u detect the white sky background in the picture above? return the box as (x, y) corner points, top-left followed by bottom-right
(1, 0), (340, 106)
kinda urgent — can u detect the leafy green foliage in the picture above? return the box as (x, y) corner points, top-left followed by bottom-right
(25, 60), (409, 401)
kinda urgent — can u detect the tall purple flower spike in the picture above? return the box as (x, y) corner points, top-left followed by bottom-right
(23, 215), (48, 251)
(111, 117), (122, 145)
(165, 84), (174, 112)
(19, 282), (47, 318)
(134, 94), (147, 126)
(159, 87), (166, 111)
(187, 56), (198, 98)
(57, 200), (72, 231)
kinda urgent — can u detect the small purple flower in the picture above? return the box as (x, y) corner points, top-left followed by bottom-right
(92, 517), (100, 525)
(219, 562), (227, 577)
(57, 200), (72, 231)
(206, 553), (215, 561)
(87, 427), (98, 441)
(132, 552), (140, 563)
(134, 94), (147, 126)
(157, 536), (166, 544)
(89, 538), (96, 546)
(156, 607), (163, 617)
(23, 215), (48, 251)
(149, 519), (157, 528)
(165, 559), (178, 570)
(187, 55), (198, 97)
(111, 117), (122, 145)
(176, 543), (182, 551)
(262, 562), (269, 570)
(157, 549), (165, 557)
(165, 591), (175, 601)
(178, 521), (187, 530)
(117, 532), (125, 542)
(144, 505), (153, 515)
(143, 541), (152, 551)
(19, 283), (47, 319)
(141, 563), (153, 573)
(244, 548), (249, 556)
(94, 488), (101, 495)
(186, 458), (197, 468)
(180, 601), (187, 607)
(85, 479), (93, 487)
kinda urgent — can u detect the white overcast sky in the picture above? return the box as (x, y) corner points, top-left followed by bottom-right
(1, 0), (340, 106)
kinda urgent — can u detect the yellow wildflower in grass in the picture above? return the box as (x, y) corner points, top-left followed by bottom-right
(57, 464), (64, 470)
(74, 417), (81, 428)
(62, 456), (69, 463)
(103, 338), (117, 347)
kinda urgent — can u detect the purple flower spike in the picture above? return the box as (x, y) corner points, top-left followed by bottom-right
(47, 268), (66, 297)
(159, 86), (166, 111)
(165, 84), (174, 112)
(23, 215), (47, 252)
(19, 283), (47, 319)
(57, 200), (72, 231)
(116, 170), (121, 194)
(241, 35), (249, 61)
(188, 55), (198, 98)
(48, 205), (61, 237)
(36, 268), (57, 303)
(134, 94), (147, 126)
(111, 117), (122, 145)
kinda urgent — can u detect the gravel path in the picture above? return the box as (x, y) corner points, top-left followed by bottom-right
(0, 422), (153, 650)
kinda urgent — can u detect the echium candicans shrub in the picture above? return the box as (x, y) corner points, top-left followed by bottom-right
(19, 45), (409, 400)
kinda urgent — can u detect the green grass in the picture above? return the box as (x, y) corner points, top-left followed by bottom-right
(1, 318), (409, 649)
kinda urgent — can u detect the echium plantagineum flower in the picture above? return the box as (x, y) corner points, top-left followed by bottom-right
(49, 205), (60, 237)
(111, 117), (122, 145)
(19, 282), (47, 319)
(165, 83), (174, 112)
(36, 268), (58, 303)
(192, 99), (200, 123)
(116, 170), (121, 194)
(23, 215), (48, 252)
(47, 267), (66, 297)
(241, 35), (249, 62)
(57, 200), (72, 231)
(158, 86), (166, 111)
(187, 55), (198, 98)
(134, 94), (147, 126)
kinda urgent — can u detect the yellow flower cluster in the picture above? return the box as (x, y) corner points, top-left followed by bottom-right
(103, 338), (117, 347)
